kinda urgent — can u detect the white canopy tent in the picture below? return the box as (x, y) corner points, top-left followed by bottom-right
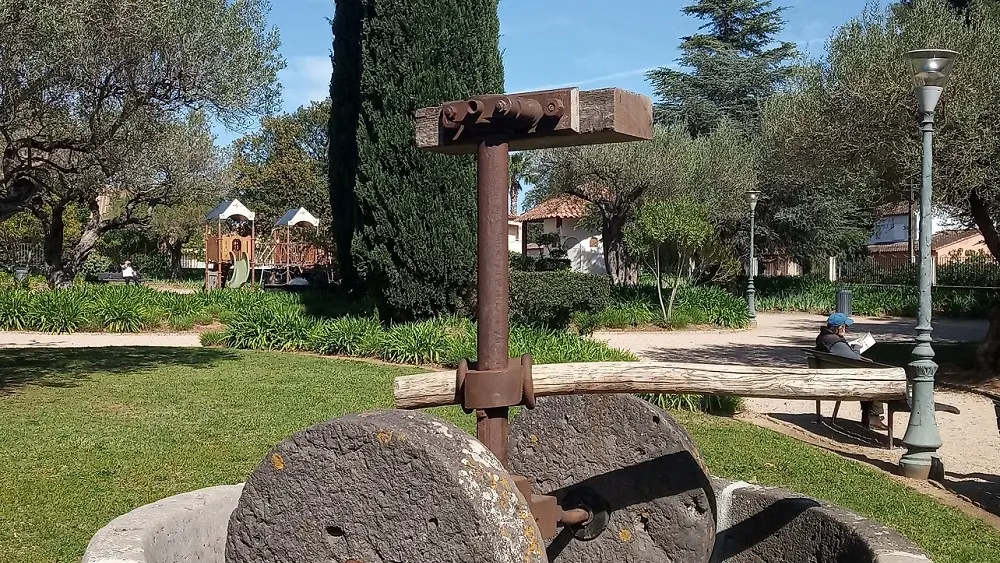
(206, 199), (257, 222)
(275, 207), (320, 228)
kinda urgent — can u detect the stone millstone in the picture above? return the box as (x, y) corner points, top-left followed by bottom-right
(226, 409), (546, 563)
(509, 394), (717, 563)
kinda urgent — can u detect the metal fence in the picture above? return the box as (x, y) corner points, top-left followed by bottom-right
(0, 242), (44, 268)
(837, 249), (1000, 288)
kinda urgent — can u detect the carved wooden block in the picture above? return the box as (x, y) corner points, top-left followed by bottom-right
(415, 87), (653, 154)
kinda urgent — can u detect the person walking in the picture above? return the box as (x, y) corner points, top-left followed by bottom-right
(815, 312), (889, 432)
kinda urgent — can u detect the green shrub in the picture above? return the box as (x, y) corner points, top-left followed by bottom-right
(309, 315), (386, 357)
(509, 252), (571, 272)
(754, 276), (999, 319)
(382, 320), (450, 365)
(674, 286), (751, 329)
(192, 311), (214, 326)
(169, 315), (196, 331)
(510, 271), (612, 329)
(199, 330), (228, 347)
(0, 289), (33, 330)
(29, 290), (89, 333)
(224, 302), (313, 351)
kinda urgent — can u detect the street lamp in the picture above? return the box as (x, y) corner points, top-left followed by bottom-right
(899, 48), (958, 480)
(746, 190), (760, 326)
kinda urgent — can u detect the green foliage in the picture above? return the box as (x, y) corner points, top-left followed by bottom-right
(508, 251), (571, 272)
(309, 315), (387, 357)
(509, 271), (613, 329)
(222, 310), (635, 367)
(528, 124), (759, 284)
(29, 290), (89, 334)
(329, 0), (504, 320)
(754, 276), (998, 318)
(646, 0), (798, 135)
(0, 289), (32, 330)
(199, 330), (228, 347)
(232, 99), (332, 228)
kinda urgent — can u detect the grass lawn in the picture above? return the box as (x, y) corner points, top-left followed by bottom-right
(1, 349), (998, 563)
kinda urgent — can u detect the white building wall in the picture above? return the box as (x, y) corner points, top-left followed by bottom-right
(538, 218), (606, 276)
(507, 221), (523, 253)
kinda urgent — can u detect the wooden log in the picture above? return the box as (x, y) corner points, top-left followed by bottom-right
(415, 87), (653, 155)
(392, 361), (908, 410)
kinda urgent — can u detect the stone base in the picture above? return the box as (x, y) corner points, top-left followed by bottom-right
(82, 478), (932, 563)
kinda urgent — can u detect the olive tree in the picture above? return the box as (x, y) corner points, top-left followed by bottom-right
(764, 0), (1000, 370)
(0, 0), (282, 285)
(528, 122), (757, 286)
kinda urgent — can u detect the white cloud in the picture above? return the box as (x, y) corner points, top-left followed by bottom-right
(520, 65), (664, 93)
(280, 54), (331, 111)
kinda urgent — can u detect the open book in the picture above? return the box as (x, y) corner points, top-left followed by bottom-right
(850, 332), (876, 354)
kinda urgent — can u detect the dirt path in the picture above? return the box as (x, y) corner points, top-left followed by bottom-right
(0, 331), (201, 348)
(595, 312), (1000, 525)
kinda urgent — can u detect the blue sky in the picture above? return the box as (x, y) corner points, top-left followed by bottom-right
(218, 0), (888, 146)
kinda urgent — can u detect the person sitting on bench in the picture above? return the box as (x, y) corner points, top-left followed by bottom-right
(816, 312), (889, 432)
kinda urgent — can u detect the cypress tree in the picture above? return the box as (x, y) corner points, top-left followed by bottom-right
(329, 0), (504, 321)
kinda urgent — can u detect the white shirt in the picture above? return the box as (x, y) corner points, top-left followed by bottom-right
(122, 266), (135, 278)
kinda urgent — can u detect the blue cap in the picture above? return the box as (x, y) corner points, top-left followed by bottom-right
(827, 312), (854, 327)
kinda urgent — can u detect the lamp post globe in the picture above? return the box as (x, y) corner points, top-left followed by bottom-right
(899, 48), (958, 480)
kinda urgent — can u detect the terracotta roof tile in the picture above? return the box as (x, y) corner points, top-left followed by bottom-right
(878, 201), (912, 217)
(517, 194), (592, 222)
(868, 229), (979, 253)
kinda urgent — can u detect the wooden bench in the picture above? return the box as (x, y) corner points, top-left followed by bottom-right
(96, 272), (143, 284)
(806, 349), (960, 449)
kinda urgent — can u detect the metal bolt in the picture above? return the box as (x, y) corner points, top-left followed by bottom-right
(544, 98), (564, 118)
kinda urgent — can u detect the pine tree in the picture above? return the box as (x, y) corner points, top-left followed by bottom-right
(328, 0), (504, 321)
(646, 0), (797, 135)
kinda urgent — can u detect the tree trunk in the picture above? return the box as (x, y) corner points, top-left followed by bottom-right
(41, 204), (71, 288)
(654, 247), (667, 321)
(167, 238), (185, 279)
(968, 191), (1000, 375)
(602, 214), (637, 286)
(667, 253), (683, 321)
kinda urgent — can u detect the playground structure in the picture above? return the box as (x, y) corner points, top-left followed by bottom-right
(266, 207), (332, 287)
(204, 200), (255, 290)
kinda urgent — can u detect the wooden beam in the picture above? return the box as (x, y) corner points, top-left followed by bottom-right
(415, 88), (653, 155)
(393, 361), (908, 410)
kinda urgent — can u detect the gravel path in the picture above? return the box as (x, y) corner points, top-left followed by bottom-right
(595, 312), (1000, 520)
(0, 331), (201, 348)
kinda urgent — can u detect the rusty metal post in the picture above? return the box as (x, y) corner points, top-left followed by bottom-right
(475, 134), (511, 468)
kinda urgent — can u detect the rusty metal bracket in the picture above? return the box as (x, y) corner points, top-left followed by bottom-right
(456, 354), (534, 414)
(439, 88), (580, 146)
(511, 475), (594, 541)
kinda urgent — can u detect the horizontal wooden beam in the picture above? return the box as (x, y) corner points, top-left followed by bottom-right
(393, 362), (908, 410)
(415, 87), (653, 155)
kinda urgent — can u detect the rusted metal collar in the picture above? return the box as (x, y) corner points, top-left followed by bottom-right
(456, 354), (535, 414)
(511, 475), (595, 541)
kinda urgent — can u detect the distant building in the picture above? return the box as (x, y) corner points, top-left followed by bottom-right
(517, 194), (607, 276)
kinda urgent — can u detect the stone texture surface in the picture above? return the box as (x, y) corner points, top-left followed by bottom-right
(709, 477), (932, 563)
(226, 409), (545, 563)
(82, 483), (244, 563)
(509, 393), (717, 563)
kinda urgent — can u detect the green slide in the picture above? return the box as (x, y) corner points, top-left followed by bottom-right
(227, 251), (251, 289)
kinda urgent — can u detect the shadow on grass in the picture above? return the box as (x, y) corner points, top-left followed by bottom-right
(0, 347), (239, 396)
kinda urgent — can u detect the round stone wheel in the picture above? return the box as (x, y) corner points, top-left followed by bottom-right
(226, 409), (546, 563)
(509, 393), (717, 563)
